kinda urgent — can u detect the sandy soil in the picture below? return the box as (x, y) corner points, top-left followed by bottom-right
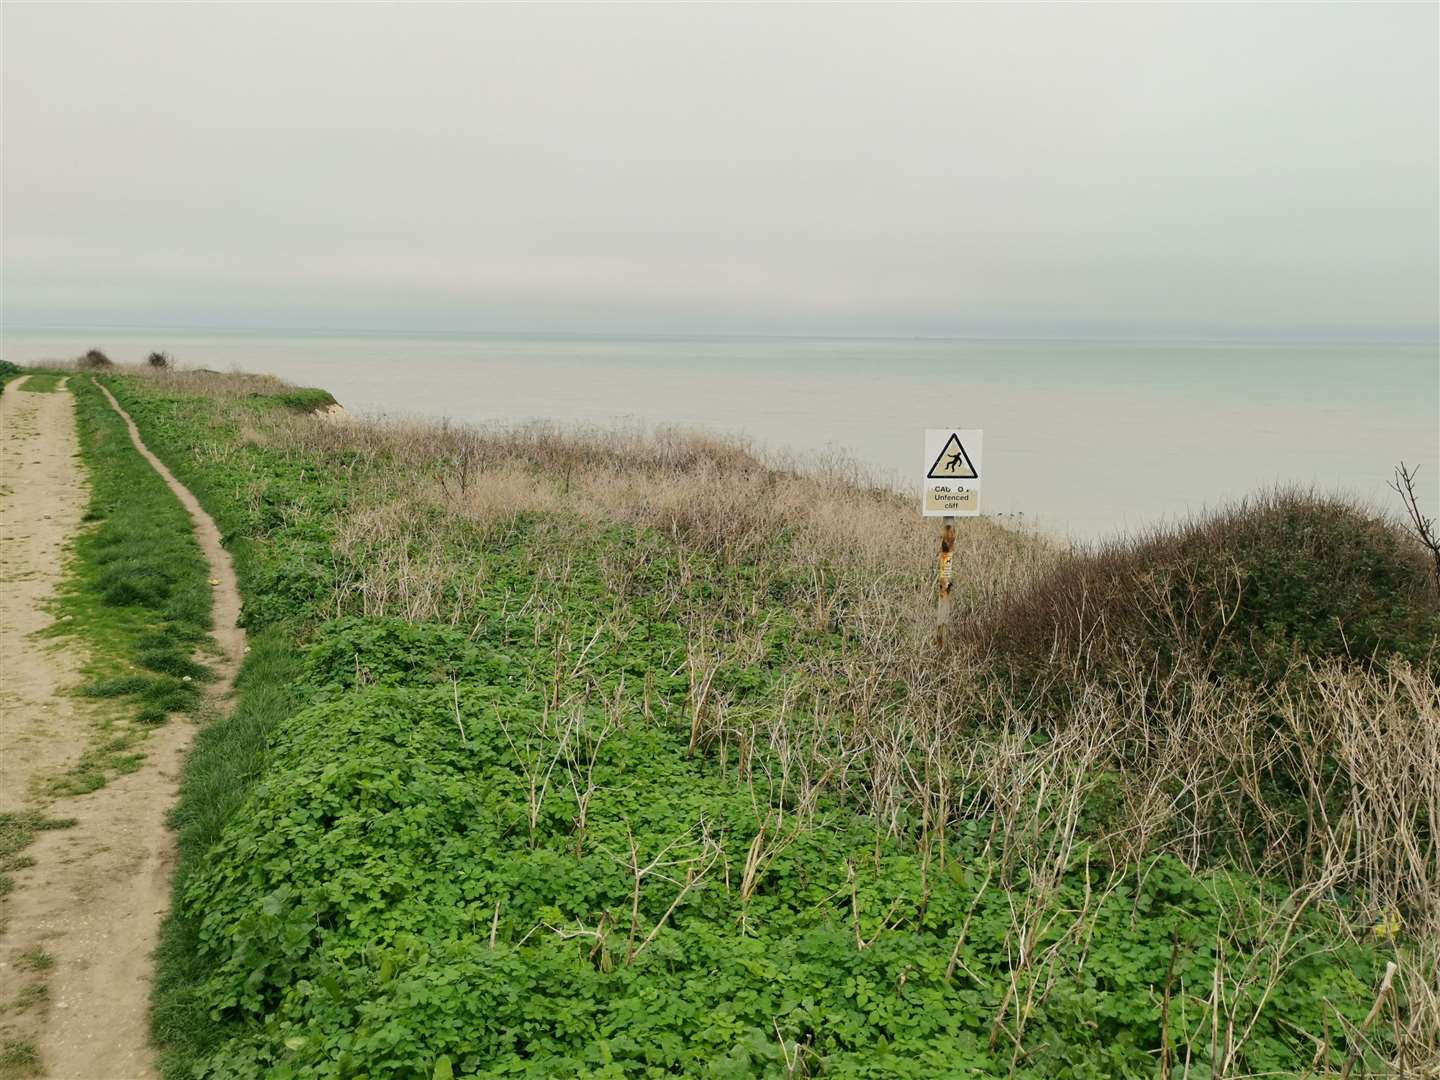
(0, 378), (90, 815)
(0, 376), (245, 1079)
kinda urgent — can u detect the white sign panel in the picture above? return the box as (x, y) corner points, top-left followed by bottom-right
(922, 429), (983, 517)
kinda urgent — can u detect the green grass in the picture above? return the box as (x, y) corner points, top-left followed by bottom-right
(269, 387), (337, 413)
(46, 732), (149, 798)
(15, 371), (62, 393)
(15, 949), (54, 974)
(8, 984), (48, 1015)
(0, 1041), (40, 1079)
(37, 377), (215, 795)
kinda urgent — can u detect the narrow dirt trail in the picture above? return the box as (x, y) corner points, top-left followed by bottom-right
(92, 382), (246, 671)
(0, 376), (246, 1079)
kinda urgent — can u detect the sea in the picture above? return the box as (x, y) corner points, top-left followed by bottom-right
(3, 326), (1436, 544)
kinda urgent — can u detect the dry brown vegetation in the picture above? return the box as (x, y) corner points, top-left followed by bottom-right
(131, 365), (1440, 1072)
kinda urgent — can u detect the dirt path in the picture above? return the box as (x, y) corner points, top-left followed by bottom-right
(92, 382), (245, 671)
(0, 378), (90, 815)
(0, 376), (245, 1079)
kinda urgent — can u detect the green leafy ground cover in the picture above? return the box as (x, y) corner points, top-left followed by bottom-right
(100, 374), (1413, 1079)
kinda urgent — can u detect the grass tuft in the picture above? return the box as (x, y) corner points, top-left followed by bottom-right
(16, 949), (54, 973)
(9, 984), (48, 1014)
(0, 1041), (40, 1079)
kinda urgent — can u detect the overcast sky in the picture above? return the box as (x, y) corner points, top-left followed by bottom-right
(3, 2), (1436, 339)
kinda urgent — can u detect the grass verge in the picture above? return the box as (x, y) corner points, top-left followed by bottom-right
(43, 377), (214, 794)
(15, 373), (62, 394)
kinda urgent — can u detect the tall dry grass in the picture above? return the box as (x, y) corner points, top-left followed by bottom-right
(98, 364), (294, 398)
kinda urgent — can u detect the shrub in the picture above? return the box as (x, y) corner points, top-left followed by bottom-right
(972, 488), (1440, 685)
(148, 351), (173, 369)
(79, 347), (113, 369)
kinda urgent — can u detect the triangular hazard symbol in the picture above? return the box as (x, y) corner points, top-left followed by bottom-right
(927, 434), (978, 479)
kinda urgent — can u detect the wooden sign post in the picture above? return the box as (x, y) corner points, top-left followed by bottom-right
(922, 430), (983, 648)
(935, 516), (956, 647)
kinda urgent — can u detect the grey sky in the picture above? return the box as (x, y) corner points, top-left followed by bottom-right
(3, 2), (1436, 339)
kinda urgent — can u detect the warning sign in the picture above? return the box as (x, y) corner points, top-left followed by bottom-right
(922, 429), (982, 518)
(927, 433), (979, 479)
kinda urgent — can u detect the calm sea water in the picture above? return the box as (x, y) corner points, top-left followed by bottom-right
(4, 326), (1436, 542)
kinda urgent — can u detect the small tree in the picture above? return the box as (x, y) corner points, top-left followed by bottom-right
(147, 351), (172, 369)
(79, 348), (112, 369)
(1391, 462), (1440, 599)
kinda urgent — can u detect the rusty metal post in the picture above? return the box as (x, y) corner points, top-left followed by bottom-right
(934, 515), (956, 648)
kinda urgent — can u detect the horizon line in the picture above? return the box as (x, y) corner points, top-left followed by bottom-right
(5, 319), (1438, 348)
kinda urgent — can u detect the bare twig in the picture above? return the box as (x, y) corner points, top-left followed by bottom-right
(1390, 462), (1440, 598)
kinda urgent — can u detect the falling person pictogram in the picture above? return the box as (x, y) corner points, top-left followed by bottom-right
(927, 433), (979, 479)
